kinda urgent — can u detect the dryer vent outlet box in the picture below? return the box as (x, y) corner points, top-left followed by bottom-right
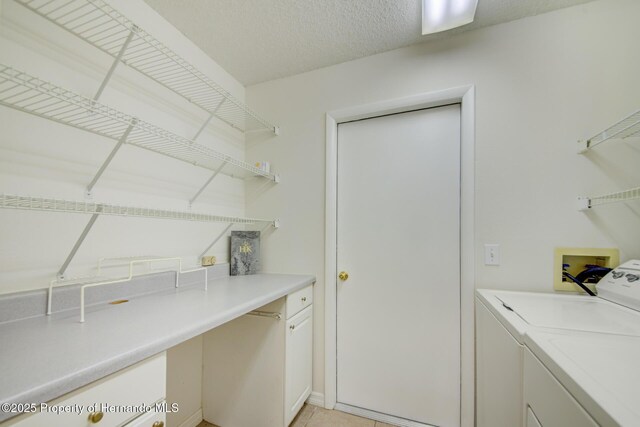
(554, 247), (619, 293)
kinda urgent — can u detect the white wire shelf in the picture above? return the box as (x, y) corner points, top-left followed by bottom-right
(15, 0), (277, 134)
(577, 186), (640, 210)
(578, 109), (640, 152)
(0, 65), (278, 184)
(0, 194), (277, 226)
(46, 256), (207, 322)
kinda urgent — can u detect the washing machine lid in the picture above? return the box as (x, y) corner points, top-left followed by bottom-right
(526, 330), (640, 427)
(496, 292), (640, 336)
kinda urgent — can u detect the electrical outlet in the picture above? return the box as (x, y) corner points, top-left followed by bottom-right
(484, 244), (500, 266)
(201, 256), (216, 267)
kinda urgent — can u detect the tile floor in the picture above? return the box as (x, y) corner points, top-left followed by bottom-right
(196, 403), (397, 427)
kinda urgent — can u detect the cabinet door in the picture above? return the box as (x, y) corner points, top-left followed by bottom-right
(285, 305), (313, 426)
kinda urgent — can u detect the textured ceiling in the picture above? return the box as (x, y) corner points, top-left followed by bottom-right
(143, 0), (596, 86)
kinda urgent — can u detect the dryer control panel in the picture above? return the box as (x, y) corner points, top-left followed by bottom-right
(597, 260), (640, 312)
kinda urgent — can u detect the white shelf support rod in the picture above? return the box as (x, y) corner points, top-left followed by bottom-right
(261, 220), (279, 233)
(192, 113), (214, 142)
(87, 119), (137, 195)
(57, 207), (103, 280)
(192, 97), (226, 142)
(199, 223), (233, 259)
(93, 28), (136, 101)
(190, 160), (228, 205)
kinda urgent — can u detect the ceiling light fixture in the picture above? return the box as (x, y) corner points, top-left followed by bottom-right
(422, 0), (479, 35)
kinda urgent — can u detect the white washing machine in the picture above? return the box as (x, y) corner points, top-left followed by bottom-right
(476, 260), (640, 427)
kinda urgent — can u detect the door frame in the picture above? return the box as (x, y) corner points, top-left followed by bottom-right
(324, 86), (475, 427)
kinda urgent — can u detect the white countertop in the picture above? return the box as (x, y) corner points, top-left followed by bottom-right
(0, 273), (315, 422)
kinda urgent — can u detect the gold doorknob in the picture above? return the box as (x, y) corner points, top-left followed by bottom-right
(152, 422), (165, 427)
(338, 271), (349, 281)
(88, 411), (104, 423)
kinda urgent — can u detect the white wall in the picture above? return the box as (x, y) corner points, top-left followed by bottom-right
(0, 0), (247, 294)
(246, 0), (640, 399)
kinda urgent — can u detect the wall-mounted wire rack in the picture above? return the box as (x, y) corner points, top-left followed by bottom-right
(14, 0), (278, 135)
(46, 256), (207, 322)
(577, 187), (640, 211)
(577, 109), (640, 210)
(0, 65), (279, 202)
(578, 109), (640, 153)
(0, 193), (279, 284)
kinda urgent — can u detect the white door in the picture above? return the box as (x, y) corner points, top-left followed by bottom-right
(336, 105), (461, 426)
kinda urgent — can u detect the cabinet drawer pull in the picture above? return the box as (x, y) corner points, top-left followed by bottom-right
(88, 411), (104, 423)
(301, 297), (307, 302)
(290, 324), (295, 330)
(152, 422), (165, 427)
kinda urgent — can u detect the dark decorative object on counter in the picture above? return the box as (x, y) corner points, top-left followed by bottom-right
(230, 231), (260, 275)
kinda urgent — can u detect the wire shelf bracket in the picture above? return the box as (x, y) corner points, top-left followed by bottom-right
(199, 223), (234, 259)
(86, 118), (137, 196)
(578, 109), (640, 153)
(577, 186), (640, 210)
(192, 112), (215, 142)
(93, 27), (135, 101)
(15, 0), (278, 134)
(190, 160), (227, 206)
(57, 207), (102, 280)
(0, 65), (280, 192)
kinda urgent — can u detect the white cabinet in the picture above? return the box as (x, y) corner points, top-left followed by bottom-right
(523, 348), (597, 427)
(285, 306), (313, 426)
(202, 285), (314, 427)
(3, 353), (166, 427)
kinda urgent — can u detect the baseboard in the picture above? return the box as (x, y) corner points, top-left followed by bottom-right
(178, 409), (203, 427)
(335, 403), (434, 427)
(306, 391), (325, 407)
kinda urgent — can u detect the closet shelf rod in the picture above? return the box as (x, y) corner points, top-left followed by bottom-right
(247, 310), (282, 320)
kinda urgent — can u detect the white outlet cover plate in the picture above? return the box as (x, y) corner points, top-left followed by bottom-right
(484, 244), (500, 266)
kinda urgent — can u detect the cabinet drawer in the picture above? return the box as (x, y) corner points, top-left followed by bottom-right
(5, 353), (166, 427)
(523, 348), (597, 427)
(286, 285), (313, 319)
(124, 405), (166, 426)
